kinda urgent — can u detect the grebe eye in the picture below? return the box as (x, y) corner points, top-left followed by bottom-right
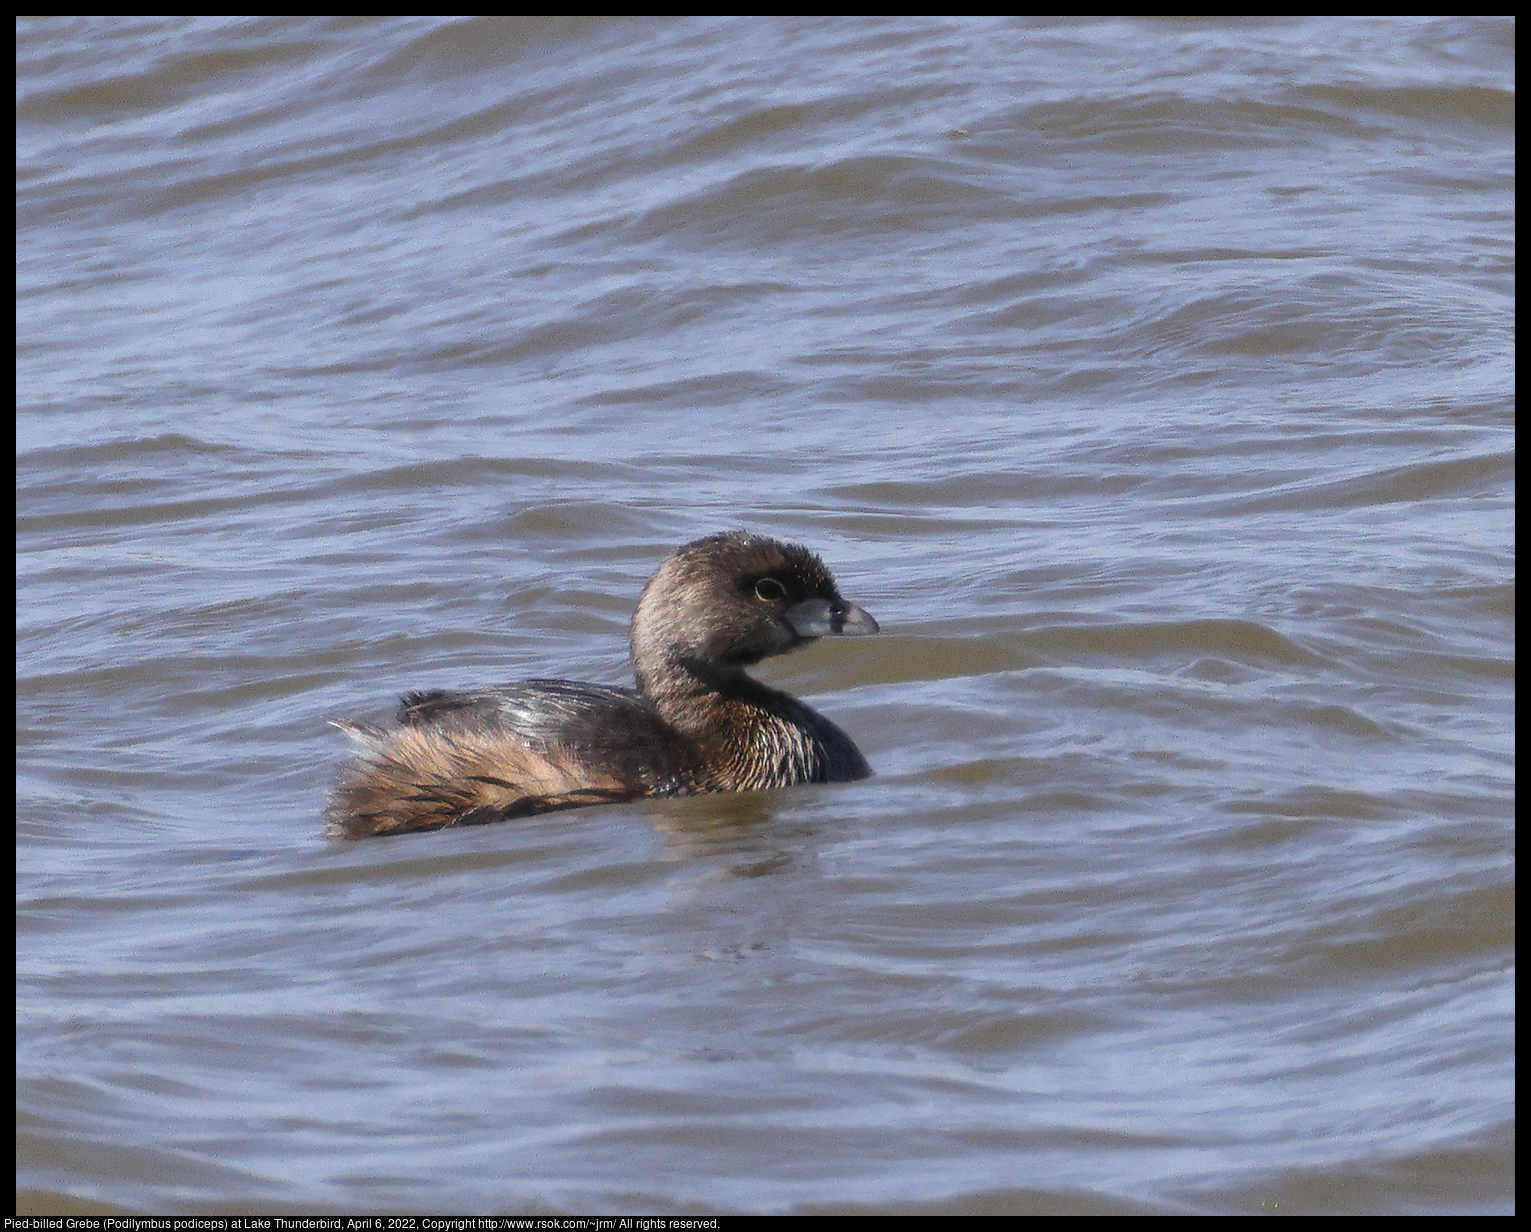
(753, 578), (786, 602)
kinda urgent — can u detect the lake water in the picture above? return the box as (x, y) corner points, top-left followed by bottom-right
(16, 15), (1513, 1216)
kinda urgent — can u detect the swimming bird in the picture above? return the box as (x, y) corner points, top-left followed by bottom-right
(327, 531), (878, 838)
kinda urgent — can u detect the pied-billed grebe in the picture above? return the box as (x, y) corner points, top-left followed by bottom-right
(327, 531), (878, 838)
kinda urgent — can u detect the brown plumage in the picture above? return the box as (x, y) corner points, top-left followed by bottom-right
(327, 532), (878, 839)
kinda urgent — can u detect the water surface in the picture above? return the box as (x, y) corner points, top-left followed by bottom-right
(17, 15), (1514, 1216)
